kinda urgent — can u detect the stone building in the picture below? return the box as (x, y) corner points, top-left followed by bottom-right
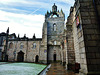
(66, 0), (100, 75)
(0, 1), (100, 74)
(7, 34), (43, 63)
(0, 4), (66, 64)
(0, 28), (9, 61)
(0, 32), (7, 61)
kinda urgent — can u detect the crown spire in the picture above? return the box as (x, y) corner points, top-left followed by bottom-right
(52, 3), (57, 12)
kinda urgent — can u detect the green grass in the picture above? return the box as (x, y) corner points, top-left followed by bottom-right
(0, 62), (46, 75)
(0, 62), (7, 63)
(0, 62), (8, 64)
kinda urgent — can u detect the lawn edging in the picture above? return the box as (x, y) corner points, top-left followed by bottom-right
(38, 64), (51, 75)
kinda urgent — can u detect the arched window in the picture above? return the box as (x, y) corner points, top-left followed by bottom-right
(54, 41), (56, 45)
(53, 15), (57, 18)
(20, 43), (24, 49)
(35, 55), (39, 63)
(33, 43), (36, 49)
(53, 23), (57, 31)
(9, 42), (13, 49)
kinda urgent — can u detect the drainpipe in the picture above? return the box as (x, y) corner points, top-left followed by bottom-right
(26, 38), (28, 62)
(93, 0), (100, 30)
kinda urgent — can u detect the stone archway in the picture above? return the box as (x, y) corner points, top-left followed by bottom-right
(35, 55), (39, 63)
(53, 54), (56, 62)
(17, 51), (24, 62)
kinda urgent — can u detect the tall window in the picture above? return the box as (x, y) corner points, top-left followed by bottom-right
(20, 43), (24, 49)
(54, 41), (56, 45)
(33, 43), (36, 49)
(9, 42), (13, 49)
(53, 23), (57, 31)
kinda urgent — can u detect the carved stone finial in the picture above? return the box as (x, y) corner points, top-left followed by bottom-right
(33, 33), (36, 39)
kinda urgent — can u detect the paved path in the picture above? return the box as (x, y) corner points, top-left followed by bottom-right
(46, 63), (79, 75)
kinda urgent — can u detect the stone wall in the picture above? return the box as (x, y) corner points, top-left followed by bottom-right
(48, 45), (61, 62)
(79, 0), (100, 74)
(39, 22), (47, 64)
(73, 16), (80, 63)
(66, 7), (76, 70)
(26, 41), (40, 62)
(7, 40), (42, 62)
(68, 0), (100, 74)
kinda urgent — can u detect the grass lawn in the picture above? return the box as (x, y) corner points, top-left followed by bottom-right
(0, 62), (8, 64)
(0, 62), (46, 75)
(0, 62), (6, 63)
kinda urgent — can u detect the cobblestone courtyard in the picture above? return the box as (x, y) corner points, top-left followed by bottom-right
(47, 63), (79, 75)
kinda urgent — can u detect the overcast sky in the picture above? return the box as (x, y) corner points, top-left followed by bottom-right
(0, 0), (75, 38)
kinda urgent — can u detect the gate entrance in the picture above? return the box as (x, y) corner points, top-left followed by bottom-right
(53, 54), (56, 62)
(35, 55), (39, 63)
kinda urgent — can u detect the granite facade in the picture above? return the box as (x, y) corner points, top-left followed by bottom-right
(67, 0), (100, 74)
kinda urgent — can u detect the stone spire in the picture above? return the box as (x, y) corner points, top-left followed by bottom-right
(52, 3), (57, 12)
(24, 34), (26, 38)
(33, 33), (36, 39)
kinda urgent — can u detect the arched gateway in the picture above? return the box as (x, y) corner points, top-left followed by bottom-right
(35, 55), (39, 63)
(17, 51), (24, 62)
(53, 54), (56, 62)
